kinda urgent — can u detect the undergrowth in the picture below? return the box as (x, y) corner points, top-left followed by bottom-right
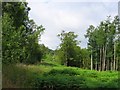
(2, 62), (119, 89)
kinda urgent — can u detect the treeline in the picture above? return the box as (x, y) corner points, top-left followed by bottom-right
(2, 2), (120, 71)
(55, 16), (120, 71)
(85, 16), (120, 71)
(2, 2), (45, 64)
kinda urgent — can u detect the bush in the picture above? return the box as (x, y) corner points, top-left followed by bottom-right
(32, 74), (87, 89)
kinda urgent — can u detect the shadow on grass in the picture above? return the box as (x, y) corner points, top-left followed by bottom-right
(41, 62), (58, 67)
(44, 68), (80, 76)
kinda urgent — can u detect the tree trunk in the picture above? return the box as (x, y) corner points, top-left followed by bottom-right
(99, 48), (102, 71)
(107, 59), (110, 70)
(95, 60), (97, 70)
(113, 43), (116, 70)
(102, 46), (105, 71)
(116, 55), (118, 70)
(65, 54), (67, 66)
(102, 45), (106, 71)
(91, 50), (93, 70)
(110, 58), (113, 71)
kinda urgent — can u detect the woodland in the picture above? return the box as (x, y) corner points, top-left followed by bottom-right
(2, 1), (120, 89)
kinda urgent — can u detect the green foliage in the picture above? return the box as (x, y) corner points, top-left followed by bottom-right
(2, 13), (21, 64)
(80, 48), (90, 69)
(57, 31), (91, 68)
(57, 31), (81, 67)
(2, 2), (45, 64)
(54, 49), (65, 65)
(33, 75), (87, 89)
(44, 68), (79, 76)
(2, 2), (30, 29)
(31, 63), (119, 88)
(3, 63), (118, 88)
(85, 16), (120, 71)
(2, 1), (119, 89)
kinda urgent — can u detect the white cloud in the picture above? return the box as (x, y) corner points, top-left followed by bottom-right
(26, 0), (119, 2)
(55, 11), (81, 28)
(27, 1), (117, 50)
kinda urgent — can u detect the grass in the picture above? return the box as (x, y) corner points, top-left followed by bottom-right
(2, 61), (119, 89)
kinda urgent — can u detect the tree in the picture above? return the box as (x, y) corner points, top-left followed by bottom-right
(85, 16), (119, 71)
(80, 48), (90, 69)
(85, 25), (95, 70)
(58, 31), (80, 67)
(2, 13), (20, 64)
(2, 2), (45, 64)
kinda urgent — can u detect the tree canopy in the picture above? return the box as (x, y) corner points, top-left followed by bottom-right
(2, 2), (45, 64)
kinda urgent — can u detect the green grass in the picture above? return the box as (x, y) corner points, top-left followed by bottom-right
(2, 61), (119, 89)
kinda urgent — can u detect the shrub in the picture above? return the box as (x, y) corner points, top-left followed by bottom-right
(32, 74), (87, 89)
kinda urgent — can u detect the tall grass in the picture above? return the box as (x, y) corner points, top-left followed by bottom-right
(3, 64), (39, 88)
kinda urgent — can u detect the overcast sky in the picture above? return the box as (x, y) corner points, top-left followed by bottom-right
(26, 0), (119, 50)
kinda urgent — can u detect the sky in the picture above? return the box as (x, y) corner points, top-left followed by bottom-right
(26, 0), (119, 50)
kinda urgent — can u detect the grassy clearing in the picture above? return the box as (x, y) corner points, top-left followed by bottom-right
(2, 62), (119, 89)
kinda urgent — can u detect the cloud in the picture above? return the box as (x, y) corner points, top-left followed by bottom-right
(27, 1), (117, 50)
(27, 0), (119, 2)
